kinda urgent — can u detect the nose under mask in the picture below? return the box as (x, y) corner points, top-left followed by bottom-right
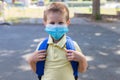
(45, 24), (69, 40)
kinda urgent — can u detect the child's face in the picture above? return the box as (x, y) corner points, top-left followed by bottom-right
(44, 12), (70, 26)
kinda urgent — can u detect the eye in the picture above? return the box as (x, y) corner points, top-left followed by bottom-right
(58, 22), (64, 25)
(50, 22), (55, 25)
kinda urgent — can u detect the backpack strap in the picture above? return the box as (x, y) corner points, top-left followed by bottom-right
(37, 38), (48, 50)
(66, 36), (79, 77)
(36, 38), (48, 76)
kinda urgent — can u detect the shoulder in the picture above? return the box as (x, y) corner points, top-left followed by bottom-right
(73, 41), (82, 52)
(66, 36), (82, 52)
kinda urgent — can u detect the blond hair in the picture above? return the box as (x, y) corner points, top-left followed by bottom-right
(44, 2), (69, 21)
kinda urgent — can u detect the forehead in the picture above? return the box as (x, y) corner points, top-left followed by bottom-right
(46, 12), (66, 22)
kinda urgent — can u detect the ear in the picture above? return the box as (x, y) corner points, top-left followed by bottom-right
(66, 19), (70, 26)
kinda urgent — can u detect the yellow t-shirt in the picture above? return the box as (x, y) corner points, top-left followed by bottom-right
(36, 35), (82, 80)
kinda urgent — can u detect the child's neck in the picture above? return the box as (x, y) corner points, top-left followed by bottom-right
(53, 39), (59, 43)
(52, 35), (64, 43)
(53, 37), (62, 43)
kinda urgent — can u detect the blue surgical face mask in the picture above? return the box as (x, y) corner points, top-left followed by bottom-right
(45, 24), (69, 40)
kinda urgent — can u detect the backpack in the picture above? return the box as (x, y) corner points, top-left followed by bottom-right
(36, 36), (78, 78)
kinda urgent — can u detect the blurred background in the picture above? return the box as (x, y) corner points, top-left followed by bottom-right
(0, 0), (120, 24)
(0, 0), (120, 80)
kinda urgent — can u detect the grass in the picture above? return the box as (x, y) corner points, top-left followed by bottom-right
(5, 7), (44, 21)
(3, 7), (120, 22)
(70, 7), (119, 15)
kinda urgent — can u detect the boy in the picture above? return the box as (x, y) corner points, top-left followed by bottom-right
(28, 2), (88, 80)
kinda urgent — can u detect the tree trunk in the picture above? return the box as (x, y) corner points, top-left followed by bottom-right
(92, 0), (101, 20)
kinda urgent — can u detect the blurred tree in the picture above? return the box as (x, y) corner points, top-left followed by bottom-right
(92, 0), (101, 20)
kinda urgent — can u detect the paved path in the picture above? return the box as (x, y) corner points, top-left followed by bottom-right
(0, 21), (120, 80)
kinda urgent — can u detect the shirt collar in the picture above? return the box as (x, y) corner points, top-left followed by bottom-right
(47, 35), (66, 48)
